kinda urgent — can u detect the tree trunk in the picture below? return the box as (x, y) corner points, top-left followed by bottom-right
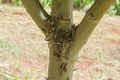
(21, 0), (115, 80)
(46, 0), (76, 80)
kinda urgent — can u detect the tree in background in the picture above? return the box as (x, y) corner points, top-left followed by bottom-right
(21, 0), (115, 80)
(114, 0), (120, 15)
(2, 0), (12, 4)
(73, 0), (93, 9)
(1, 0), (21, 5)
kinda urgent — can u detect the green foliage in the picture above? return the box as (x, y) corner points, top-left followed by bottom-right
(39, 0), (51, 8)
(106, 4), (116, 15)
(0, 0), (2, 4)
(0, 0), (120, 16)
(39, 0), (93, 9)
(107, 0), (120, 16)
(12, 0), (22, 5)
(0, 0), (22, 5)
(114, 0), (120, 15)
(73, 0), (93, 9)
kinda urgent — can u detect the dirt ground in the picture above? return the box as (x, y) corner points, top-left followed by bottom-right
(0, 5), (120, 80)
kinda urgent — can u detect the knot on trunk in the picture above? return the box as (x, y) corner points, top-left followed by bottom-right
(43, 18), (77, 59)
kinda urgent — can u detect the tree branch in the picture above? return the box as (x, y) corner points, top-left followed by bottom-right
(70, 0), (115, 54)
(51, 0), (73, 31)
(34, 0), (50, 18)
(21, 0), (46, 34)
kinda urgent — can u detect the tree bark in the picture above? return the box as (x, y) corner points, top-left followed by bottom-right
(21, 0), (49, 34)
(70, 0), (115, 55)
(21, 0), (115, 80)
(47, 0), (115, 80)
(47, 0), (75, 80)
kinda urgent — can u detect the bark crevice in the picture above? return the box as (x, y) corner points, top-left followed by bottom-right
(21, 0), (115, 80)
(44, 18), (76, 59)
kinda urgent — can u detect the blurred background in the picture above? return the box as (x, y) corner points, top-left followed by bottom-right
(0, 0), (120, 80)
(0, 0), (120, 15)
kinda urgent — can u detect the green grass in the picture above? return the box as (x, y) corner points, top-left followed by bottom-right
(0, 39), (21, 54)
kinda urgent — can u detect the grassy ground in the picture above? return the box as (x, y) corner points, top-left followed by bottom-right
(0, 5), (120, 80)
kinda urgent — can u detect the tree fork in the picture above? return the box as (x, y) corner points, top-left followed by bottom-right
(47, 0), (76, 80)
(21, 0), (115, 80)
(44, 17), (76, 80)
(70, 0), (115, 56)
